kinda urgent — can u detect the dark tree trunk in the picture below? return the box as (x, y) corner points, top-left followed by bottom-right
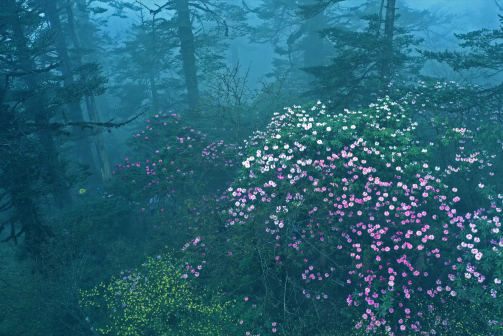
(44, 0), (98, 181)
(303, 8), (326, 68)
(0, 0), (60, 254)
(176, 0), (200, 113)
(66, 0), (112, 183)
(149, 68), (160, 113)
(381, 0), (396, 87)
(9, 0), (71, 209)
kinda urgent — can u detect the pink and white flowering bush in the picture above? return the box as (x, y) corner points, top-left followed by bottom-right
(112, 94), (503, 335)
(213, 97), (503, 334)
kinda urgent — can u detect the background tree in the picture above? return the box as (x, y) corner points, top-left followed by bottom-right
(43, 0), (102, 185)
(65, 0), (113, 183)
(245, 0), (455, 113)
(1, 1), (503, 336)
(300, 0), (424, 110)
(0, 0), (93, 254)
(121, 0), (249, 115)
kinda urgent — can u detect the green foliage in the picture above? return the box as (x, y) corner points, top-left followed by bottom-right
(0, 191), (149, 336)
(399, 80), (503, 213)
(80, 251), (259, 336)
(300, 10), (424, 109)
(420, 13), (503, 75)
(179, 95), (503, 335)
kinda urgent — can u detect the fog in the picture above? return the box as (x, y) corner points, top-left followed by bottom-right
(1, 0), (503, 335)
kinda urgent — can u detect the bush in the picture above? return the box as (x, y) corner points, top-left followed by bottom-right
(80, 251), (262, 336)
(182, 97), (503, 335)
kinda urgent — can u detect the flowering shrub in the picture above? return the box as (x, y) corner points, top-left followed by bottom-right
(95, 93), (503, 335)
(207, 97), (503, 335)
(112, 112), (238, 222)
(398, 80), (503, 213)
(79, 251), (258, 336)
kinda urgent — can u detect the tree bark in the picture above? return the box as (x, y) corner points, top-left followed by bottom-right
(303, 7), (326, 68)
(66, 0), (112, 182)
(380, 0), (396, 87)
(44, 0), (98, 181)
(9, 0), (71, 209)
(176, 0), (200, 113)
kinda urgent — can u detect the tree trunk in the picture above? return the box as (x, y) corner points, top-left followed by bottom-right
(44, 0), (99, 181)
(149, 67), (160, 113)
(176, 0), (200, 113)
(2, 0), (61, 254)
(303, 9), (326, 68)
(9, 0), (71, 209)
(380, 0), (396, 87)
(66, 0), (112, 183)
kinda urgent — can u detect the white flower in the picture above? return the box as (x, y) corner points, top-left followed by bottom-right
(350, 125), (356, 129)
(276, 134), (281, 139)
(317, 140), (323, 144)
(326, 127), (332, 131)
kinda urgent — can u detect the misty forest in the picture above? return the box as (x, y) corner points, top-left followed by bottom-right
(2, 0), (503, 335)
